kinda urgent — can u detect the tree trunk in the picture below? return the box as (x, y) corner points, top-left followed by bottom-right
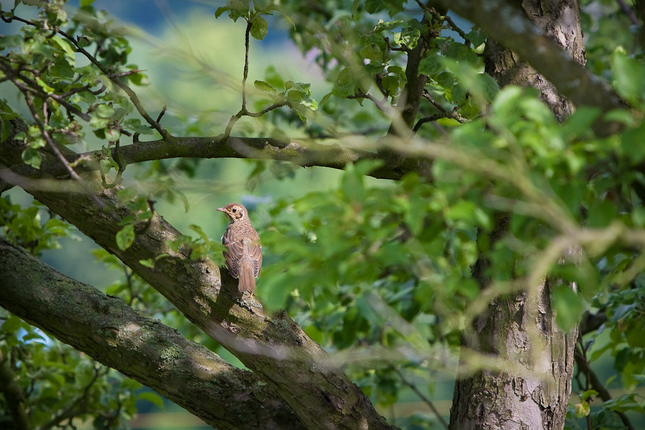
(449, 1), (581, 429)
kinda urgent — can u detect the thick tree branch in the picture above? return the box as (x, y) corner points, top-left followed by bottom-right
(0, 119), (428, 182)
(431, 0), (625, 133)
(0, 130), (395, 430)
(0, 238), (305, 430)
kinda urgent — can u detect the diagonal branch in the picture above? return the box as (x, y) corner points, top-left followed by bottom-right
(0, 131), (396, 430)
(0, 238), (305, 430)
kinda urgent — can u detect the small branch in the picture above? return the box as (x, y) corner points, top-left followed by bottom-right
(348, 91), (390, 113)
(242, 19), (252, 111)
(21, 91), (107, 210)
(224, 16), (284, 138)
(616, 0), (640, 26)
(40, 364), (104, 430)
(414, 91), (468, 131)
(415, 0), (470, 46)
(223, 101), (289, 138)
(0, 350), (29, 430)
(1, 13), (171, 140)
(0, 60), (92, 121)
(392, 366), (449, 429)
(575, 341), (635, 430)
(57, 29), (174, 142)
(156, 105), (168, 123)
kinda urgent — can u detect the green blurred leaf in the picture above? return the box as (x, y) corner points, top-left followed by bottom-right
(552, 285), (584, 331)
(138, 391), (165, 409)
(116, 224), (135, 251)
(1, 315), (23, 333)
(575, 401), (590, 418)
(21, 147), (42, 169)
(250, 15), (268, 40)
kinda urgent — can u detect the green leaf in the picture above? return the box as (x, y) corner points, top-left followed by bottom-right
(139, 258), (154, 268)
(189, 224), (210, 244)
(215, 6), (229, 18)
(116, 224), (135, 251)
(80, 0), (96, 6)
(418, 50), (444, 76)
(552, 285), (584, 331)
(465, 28), (487, 47)
(250, 15), (268, 40)
(254, 80), (276, 93)
(74, 360), (95, 388)
(611, 50), (645, 105)
(394, 21), (421, 49)
(95, 104), (115, 119)
(476, 73), (500, 103)
(21, 147), (42, 169)
(1, 315), (23, 333)
(333, 67), (368, 98)
(587, 200), (617, 228)
(621, 121), (645, 165)
(138, 391), (165, 408)
(581, 390), (599, 401)
(561, 106), (601, 141)
(373, 19), (404, 33)
(575, 401), (590, 418)
(365, 0), (406, 17)
(50, 36), (76, 64)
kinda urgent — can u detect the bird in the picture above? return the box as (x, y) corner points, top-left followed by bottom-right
(217, 203), (262, 293)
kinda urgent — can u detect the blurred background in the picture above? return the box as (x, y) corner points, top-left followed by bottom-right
(2, 1), (642, 428)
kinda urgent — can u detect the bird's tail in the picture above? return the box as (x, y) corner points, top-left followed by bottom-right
(238, 259), (256, 293)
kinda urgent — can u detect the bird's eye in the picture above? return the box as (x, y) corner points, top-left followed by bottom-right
(232, 208), (237, 213)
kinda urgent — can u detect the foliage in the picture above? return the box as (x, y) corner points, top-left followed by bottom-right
(0, 309), (148, 429)
(1, 0), (645, 428)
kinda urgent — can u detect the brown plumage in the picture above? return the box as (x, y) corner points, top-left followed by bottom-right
(217, 203), (262, 293)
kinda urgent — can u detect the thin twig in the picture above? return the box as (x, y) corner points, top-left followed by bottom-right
(1, 13), (171, 141)
(21, 91), (107, 210)
(242, 19), (252, 111)
(414, 0), (470, 46)
(40, 364), (105, 430)
(60, 28), (173, 141)
(0, 60), (92, 121)
(575, 340), (635, 430)
(616, 0), (640, 26)
(392, 367), (449, 429)
(348, 91), (390, 113)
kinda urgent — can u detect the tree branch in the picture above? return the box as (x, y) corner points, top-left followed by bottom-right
(0, 132), (396, 429)
(0, 238), (306, 430)
(574, 344), (635, 430)
(0, 125), (426, 182)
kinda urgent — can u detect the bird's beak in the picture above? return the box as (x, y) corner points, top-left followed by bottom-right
(217, 207), (225, 213)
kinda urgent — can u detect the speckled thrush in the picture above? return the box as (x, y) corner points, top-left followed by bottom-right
(217, 203), (262, 293)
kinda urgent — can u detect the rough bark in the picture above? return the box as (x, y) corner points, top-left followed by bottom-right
(0, 133), (425, 193)
(0, 128), (395, 430)
(448, 1), (581, 429)
(0, 238), (305, 430)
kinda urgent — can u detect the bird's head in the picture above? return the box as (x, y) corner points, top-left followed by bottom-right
(217, 203), (247, 222)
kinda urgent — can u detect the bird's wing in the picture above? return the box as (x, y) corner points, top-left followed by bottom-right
(224, 238), (245, 278)
(247, 238), (262, 278)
